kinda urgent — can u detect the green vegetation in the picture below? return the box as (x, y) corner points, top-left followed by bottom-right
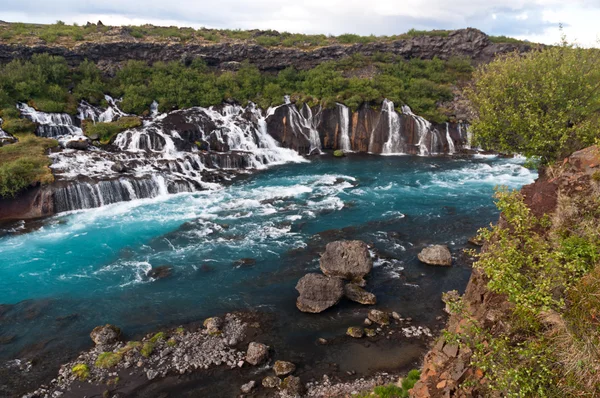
(83, 116), (141, 144)
(357, 370), (420, 397)
(149, 332), (166, 343)
(1, 21), (522, 49)
(71, 364), (90, 380)
(95, 352), (122, 368)
(166, 339), (177, 347)
(140, 342), (155, 358)
(448, 186), (600, 397)
(466, 37), (600, 162)
(0, 134), (58, 198)
(333, 150), (345, 157)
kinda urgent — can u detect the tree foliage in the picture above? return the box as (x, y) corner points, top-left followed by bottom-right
(466, 38), (600, 162)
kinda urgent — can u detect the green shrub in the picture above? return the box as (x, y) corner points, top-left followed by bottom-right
(95, 352), (122, 368)
(71, 364), (90, 380)
(83, 116), (141, 144)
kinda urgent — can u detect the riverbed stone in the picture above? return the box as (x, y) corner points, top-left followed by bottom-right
(368, 310), (390, 326)
(240, 380), (256, 393)
(344, 283), (377, 305)
(346, 327), (364, 338)
(246, 342), (269, 365)
(320, 240), (372, 280)
(262, 375), (281, 388)
(274, 360), (296, 376)
(203, 317), (223, 335)
(295, 273), (344, 313)
(418, 245), (452, 266)
(90, 324), (121, 346)
(146, 265), (172, 280)
(281, 375), (305, 396)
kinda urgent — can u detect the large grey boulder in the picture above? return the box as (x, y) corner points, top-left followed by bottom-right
(418, 245), (452, 266)
(295, 273), (344, 313)
(246, 342), (269, 365)
(319, 240), (372, 280)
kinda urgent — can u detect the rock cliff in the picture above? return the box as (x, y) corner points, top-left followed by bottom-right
(0, 28), (531, 72)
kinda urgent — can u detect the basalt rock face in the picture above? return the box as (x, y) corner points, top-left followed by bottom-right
(0, 29), (532, 72)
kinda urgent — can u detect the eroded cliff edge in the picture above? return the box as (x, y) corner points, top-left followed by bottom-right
(411, 146), (600, 397)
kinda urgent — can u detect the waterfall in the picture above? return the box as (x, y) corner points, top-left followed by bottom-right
(52, 177), (188, 213)
(17, 103), (83, 138)
(401, 105), (433, 156)
(78, 96), (128, 124)
(337, 103), (351, 152)
(381, 99), (404, 154)
(285, 104), (323, 155)
(445, 123), (456, 154)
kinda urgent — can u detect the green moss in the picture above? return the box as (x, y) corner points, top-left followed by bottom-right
(140, 342), (155, 358)
(71, 363), (90, 380)
(149, 332), (166, 343)
(333, 150), (345, 157)
(166, 339), (177, 347)
(175, 327), (185, 334)
(95, 352), (122, 369)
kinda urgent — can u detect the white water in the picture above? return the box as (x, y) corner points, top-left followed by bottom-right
(17, 103), (83, 139)
(285, 104), (323, 155)
(337, 103), (352, 152)
(401, 105), (435, 156)
(77, 95), (128, 124)
(381, 99), (404, 154)
(445, 123), (456, 154)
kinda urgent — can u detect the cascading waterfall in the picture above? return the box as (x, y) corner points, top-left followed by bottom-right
(337, 103), (352, 152)
(445, 123), (456, 154)
(381, 99), (404, 154)
(285, 104), (323, 155)
(78, 95), (128, 124)
(401, 105), (434, 156)
(17, 103), (83, 138)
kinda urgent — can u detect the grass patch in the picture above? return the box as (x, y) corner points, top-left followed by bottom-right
(0, 134), (57, 198)
(166, 339), (177, 347)
(95, 352), (122, 369)
(71, 364), (90, 380)
(357, 370), (420, 397)
(83, 116), (141, 144)
(149, 332), (166, 343)
(140, 342), (155, 358)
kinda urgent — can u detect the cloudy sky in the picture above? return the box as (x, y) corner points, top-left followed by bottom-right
(3, 0), (600, 47)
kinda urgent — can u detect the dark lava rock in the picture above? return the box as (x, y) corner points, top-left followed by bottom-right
(273, 360), (296, 376)
(65, 139), (89, 150)
(90, 324), (121, 346)
(295, 273), (344, 313)
(320, 240), (372, 280)
(146, 265), (173, 279)
(233, 258), (256, 268)
(418, 245), (452, 266)
(111, 161), (128, 173)
(246, 342), (269, 365)
(344, 283), (377, 305)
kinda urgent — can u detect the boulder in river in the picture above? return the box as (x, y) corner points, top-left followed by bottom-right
(320, 240), (372, 280)
(233, 258), (256, 268)
(111, 161), (128, 173)
(65, 138), (89, 150)
(90, 324), (121, 346)
(346, 326), (364, 338)
(418, 245), (452, 266)
(344, 283), (377, 305)
(367, 310), (390, 326)
(203, 317), (223, 335)
(240, 380), (256, 393)
(246, 342), (269, 365)
(273, 360), (296, 376)
(295, 273), (344, 313)
(262, 375), (281, 388)
(281, 375), (305, 396)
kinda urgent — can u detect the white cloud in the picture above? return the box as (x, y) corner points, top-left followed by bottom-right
(1, 1), (599, 47)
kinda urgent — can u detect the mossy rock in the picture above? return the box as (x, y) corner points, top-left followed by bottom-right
(140, 342), (155, 358)
(346, 326), (364, 338)
(333, 150), (346, 157)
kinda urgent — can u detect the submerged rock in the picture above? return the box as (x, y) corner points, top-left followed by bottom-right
(233, 258), (256, 268)
(90, 324), (121, 346)
(273, 360), (296, 376)
(240, 380), (256, 393)
(65, 139), (90, 150)
(295, 273), (344, 313)
(344, 283), (377, 305)
(418, 245), (452, 266)
(246, 342), (269, 365)
(367, 310), (390, 326)
(320, 240), (372, 280)
(146, 265), (173, 280)
(110, 161), (128, 173)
